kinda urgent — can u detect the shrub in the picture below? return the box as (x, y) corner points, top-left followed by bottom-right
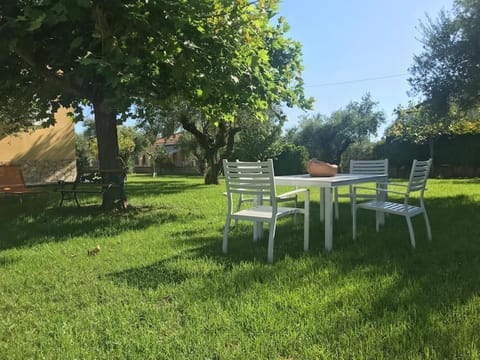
(265, 142), (309, 175)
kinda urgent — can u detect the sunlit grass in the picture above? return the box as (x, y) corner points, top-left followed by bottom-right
(1, 175), (479, 359)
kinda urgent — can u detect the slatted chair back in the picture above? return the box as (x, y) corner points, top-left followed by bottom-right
(407, 159), (431, 194)
(222, 159), (310, 263)
(350, 159), (388, 175)
(334, 159), (389, 219)
(224, 160), (277, 211)
(352, 158), (433, 248)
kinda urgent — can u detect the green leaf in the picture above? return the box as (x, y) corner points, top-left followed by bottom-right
(70, 36), (84, 50)
(257, 49), (269, 63)
(28, 13), (46, 31)
(76, 0), (91, 8)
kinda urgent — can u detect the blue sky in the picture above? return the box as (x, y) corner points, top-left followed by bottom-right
(277, 0), (454, 136)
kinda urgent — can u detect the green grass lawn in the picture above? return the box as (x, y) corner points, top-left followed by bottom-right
(1, 175), (480, 359)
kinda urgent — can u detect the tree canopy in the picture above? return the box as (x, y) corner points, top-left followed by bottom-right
(230, 107), (286, 162)
(0, 0), (312, 203)
(293, 94), (385, 164)
(409, 0), (480, 116)
(386, 102), (480, 162)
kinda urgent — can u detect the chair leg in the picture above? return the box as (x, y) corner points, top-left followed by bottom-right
(234, 196), (242, 226)
(423, 210), (432, 241)
(378, 183), (387, 225)
(223, 216), (232, 254)
(267, 219), (277, 263)
(406, 216), (416, 248)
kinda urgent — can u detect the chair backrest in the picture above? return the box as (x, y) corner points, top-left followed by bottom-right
(223, 159), (276, 208)
(350, 159), (388, 175)
(407, 159), (432, 194)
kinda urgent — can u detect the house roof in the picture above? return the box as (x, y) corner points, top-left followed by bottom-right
(155, 132), (183, 146)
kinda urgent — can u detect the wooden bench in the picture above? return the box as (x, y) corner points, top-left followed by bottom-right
(56, 169), (127, 208)
(0, 165), (49, 204)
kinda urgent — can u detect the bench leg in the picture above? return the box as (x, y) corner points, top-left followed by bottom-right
(59, 192), (65, 207)
(58, 192), (81, 208)
(74, 193), (81, 208)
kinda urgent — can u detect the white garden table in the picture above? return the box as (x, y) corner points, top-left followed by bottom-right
(274, 173), (388, 251)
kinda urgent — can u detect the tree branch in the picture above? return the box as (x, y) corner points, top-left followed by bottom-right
(179, 114), (211, 149)
(14, 46), (83, 98)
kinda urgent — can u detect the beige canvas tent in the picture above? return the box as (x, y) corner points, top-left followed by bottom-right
(0, 108), (76, 184)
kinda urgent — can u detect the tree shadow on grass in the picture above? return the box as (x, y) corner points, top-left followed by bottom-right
(0, 177), (210, 251)
(0, 203), (190, 251)
(300, 194), (480, 356)
(105, 194), (480, 356)
(105, 218), (319, 297)
(126, 180), (206, 198)
(0, 253), (21, 267)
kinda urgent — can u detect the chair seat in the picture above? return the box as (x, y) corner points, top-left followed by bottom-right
(334, 159), (388, 219)
(357, 200), (424, 217)
(232, 205), (302, 221)
(223, 159), (309, 263)
(337, 192), (376, 199)
(352, 159), (432, 248)
(1, 185), (30, 193)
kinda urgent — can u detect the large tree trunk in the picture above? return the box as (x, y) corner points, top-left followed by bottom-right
(428, 137), (435, 161)
(428, 137), (435, 175)
(204, 149), (222, 184)
(93, 98), (127, 209)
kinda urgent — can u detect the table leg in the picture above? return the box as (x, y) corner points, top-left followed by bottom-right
(324, 188), (333, 251)
(376, 182), (386, 226)
(320, 188), (325, 222)
(253, 222), (263, 241)
(253, 194), (263, 241)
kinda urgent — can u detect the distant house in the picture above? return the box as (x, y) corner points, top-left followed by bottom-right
(135, 132), (198, 174)
(0, 108), (77, 184)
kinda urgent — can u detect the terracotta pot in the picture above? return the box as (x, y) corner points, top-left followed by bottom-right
(307, 159), (338, 177)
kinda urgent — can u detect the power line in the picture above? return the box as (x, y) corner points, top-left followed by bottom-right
(305, 73), (409, 88)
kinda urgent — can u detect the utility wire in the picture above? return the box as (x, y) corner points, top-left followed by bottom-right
(305, 73), (409, 88)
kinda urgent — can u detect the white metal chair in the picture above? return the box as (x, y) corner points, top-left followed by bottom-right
(223, 159), (309, 263)
(228, 160), (298, 226)
(352, 159), (432, 248)
(334, 159), (389, 219)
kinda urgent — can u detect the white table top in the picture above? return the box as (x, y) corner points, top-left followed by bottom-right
(275, 173), (387, 188)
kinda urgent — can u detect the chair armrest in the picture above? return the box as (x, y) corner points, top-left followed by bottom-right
(353, 185), (407, 196)
(277, 188), (307, 200)
(386, 182), (409, 188)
